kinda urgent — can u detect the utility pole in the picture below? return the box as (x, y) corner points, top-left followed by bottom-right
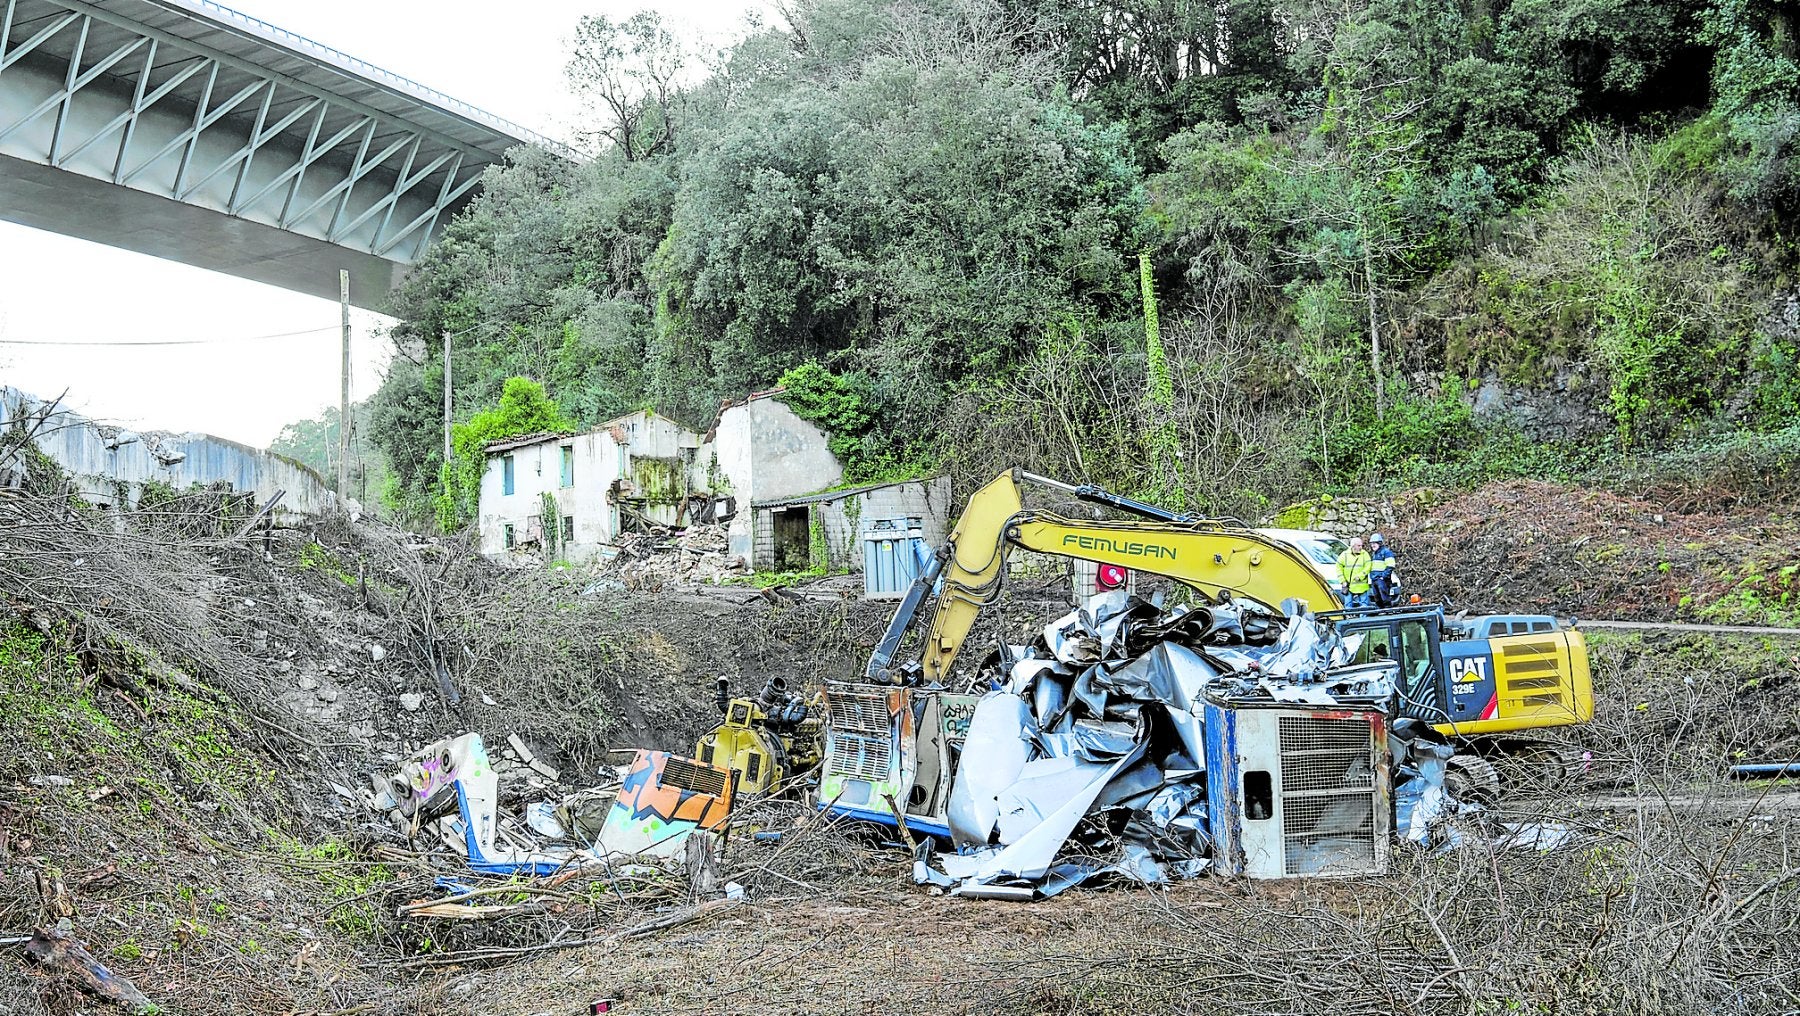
(338, 270), (351, 504)
(442, 330), (453, 466)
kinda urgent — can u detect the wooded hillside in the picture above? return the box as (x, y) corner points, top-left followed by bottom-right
(363, 0), (1800, 526)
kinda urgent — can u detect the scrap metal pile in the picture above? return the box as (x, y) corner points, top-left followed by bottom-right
(358, 591), (1572, 898)
(919, 591), (1410, 898)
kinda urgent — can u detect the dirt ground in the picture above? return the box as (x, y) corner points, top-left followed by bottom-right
(458, 783), (1800, 1016)
(1395, 478), (1800, 625)
(4, 478), (1800, 1016)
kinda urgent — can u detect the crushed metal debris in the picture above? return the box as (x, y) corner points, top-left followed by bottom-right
(828, 591), (1585, 898)
(366, 594), (1586, 903)
(367, 735), (732, 875)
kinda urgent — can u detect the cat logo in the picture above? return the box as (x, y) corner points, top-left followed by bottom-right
(1448, 656), (1490, 685)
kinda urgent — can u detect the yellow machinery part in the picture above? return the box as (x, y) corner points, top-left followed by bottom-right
(918, 470), (1338, 681)
(1431, 629), (1594, 738)
(696, 708), (786, 796)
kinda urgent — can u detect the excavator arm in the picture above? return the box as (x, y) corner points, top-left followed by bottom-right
(911, 469), (1343, 682)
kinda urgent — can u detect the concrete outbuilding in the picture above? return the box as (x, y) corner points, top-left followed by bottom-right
(751, 477), (952, 574)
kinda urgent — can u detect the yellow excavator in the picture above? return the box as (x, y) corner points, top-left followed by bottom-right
(817, 469), (1593, 833)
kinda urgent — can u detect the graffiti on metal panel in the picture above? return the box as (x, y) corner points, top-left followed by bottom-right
(615, 751), (731, 830)
(940, 698), (977, 740)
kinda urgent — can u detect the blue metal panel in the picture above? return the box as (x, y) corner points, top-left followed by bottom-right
(1439, 638), (1498, 723)
(862, 517), (925, 599)
(1202, 701), (1244, 876)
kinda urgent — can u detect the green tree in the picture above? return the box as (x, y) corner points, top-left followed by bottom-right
(567, 11), (691, 161)
(269, 402), (392, 506)
(1702, 0), (1800, 215)
(439, 377), (573, 532)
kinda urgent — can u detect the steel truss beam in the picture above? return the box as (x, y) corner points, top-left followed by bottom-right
(0, 0), (501, 267)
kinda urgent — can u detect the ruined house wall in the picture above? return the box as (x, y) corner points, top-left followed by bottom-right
(715, 395), (842, 565)
(606, 410), (689, 459)
(478, 410), (717, 563)
(0, 385), (337, 513)
(607, 410), (706, 529)
(478, 430), (623, 562)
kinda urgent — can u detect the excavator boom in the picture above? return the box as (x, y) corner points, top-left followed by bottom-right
(918, 470), (1340, 681)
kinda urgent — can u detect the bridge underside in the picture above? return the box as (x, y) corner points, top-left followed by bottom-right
(0, 0), (542, 306)
(2, 151), (404, 300)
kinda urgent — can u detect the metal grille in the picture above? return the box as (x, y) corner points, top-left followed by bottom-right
(826, 685), (890, 734)
(1499, 639), (1568, 709)
(826, 732), (892, 782)
(661, 756), (728, 798)
(1277, 713), (1381, 876)
(1281, 795), (1379, 875)
(1279, 745), (1377, 792)
(1278, 714), (1374, 756)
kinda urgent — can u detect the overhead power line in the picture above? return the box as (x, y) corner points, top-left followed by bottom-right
(0, 326), (339, 347)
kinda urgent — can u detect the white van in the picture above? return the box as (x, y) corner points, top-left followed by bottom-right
(1254, 527), (1349, 593)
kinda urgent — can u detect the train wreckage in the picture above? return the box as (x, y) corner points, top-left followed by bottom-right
(363, 470), (1593, 899)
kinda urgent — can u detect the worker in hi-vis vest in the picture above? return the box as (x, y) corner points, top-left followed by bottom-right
(1335, 536), (1374, 609)
(1369, 532), (1399, 607)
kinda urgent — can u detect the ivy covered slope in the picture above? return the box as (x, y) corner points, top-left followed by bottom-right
(365, 0), (1800, 525)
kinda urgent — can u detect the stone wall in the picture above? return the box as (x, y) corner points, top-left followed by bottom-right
(1266, 494), (1396, 541)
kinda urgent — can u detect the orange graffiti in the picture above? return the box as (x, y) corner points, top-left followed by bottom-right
(615, 751), (733, 830)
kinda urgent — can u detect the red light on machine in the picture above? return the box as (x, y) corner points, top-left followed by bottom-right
(1096, 564), (1129, 590)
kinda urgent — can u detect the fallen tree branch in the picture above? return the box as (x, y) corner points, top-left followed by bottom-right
(400, 901), (547, 921)
(616, 897), (741, 939)
(22, 924), (156, 1014)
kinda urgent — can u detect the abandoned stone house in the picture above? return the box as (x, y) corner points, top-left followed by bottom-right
(475, 410), (710, 559)
(476, 389), (949, 578)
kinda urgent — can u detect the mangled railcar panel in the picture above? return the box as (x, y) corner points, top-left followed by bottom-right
(369, 737), (732, 874)
(1205, 704), (1390, 879)
(596, 750), (734, 859)
(908, 692), (979, 824)
(819, 683), (916, 823)
(821, 683), (980, 836)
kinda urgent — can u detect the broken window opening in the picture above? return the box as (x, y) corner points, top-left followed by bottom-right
(502, 455), (515, 496)
(560, 445), (574, 488)
(1399, 620), (1432, 692)
(1244, 769), (1274, 820)
(1352, 626), (1393, 665)
(503, 523), (515, 549)
(561, 515), (575, 543)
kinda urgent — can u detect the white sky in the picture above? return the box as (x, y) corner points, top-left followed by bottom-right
(0, 0), (765, 447)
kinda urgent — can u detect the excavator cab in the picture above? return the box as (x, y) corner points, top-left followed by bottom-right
(1333, 609), (1451, 725)
(1331, 606), (1592, 740)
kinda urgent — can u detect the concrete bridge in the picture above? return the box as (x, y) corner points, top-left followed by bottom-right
(0, 0), (566, 306)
